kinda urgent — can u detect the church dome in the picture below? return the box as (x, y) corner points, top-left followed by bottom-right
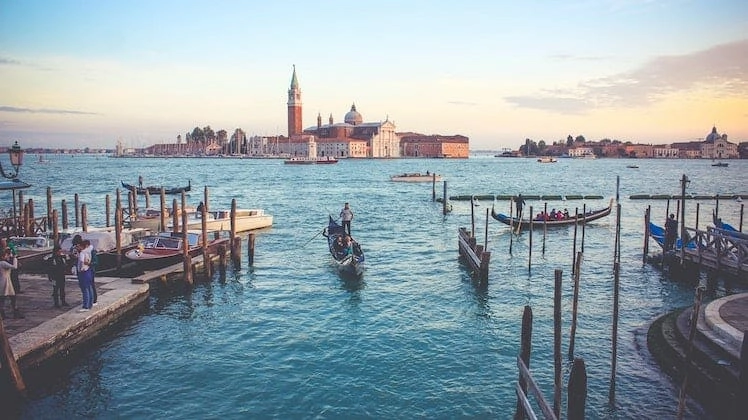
(705, 126), (720, 143)
(344, 103), (363, 125)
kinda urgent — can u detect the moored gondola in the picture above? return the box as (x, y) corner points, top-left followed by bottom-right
(121, 179), (191, 195)
(491, 198), (614, 229)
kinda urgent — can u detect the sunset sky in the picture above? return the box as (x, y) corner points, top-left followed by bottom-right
(1, 0), (746, 150)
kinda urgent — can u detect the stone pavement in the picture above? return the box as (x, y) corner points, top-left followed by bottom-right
(2, 274), (149, 370)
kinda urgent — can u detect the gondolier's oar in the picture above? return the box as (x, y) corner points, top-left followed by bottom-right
(302, 228), (326, 248)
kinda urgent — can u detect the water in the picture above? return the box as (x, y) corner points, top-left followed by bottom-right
(5, 154), (748, 419)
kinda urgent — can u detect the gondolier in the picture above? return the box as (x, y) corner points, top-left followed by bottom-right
(339, 202), (354, 235)
(515, 194), (525, 218)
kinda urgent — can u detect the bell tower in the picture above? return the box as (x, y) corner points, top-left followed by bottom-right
(287, 65), (302, 137)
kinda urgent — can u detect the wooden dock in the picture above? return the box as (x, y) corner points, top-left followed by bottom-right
(457, 227), (490, 282)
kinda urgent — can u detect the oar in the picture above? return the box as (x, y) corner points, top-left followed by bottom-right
(302, 227), (326, 248)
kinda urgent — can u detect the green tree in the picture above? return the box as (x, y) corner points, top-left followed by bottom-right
(566, 135), (574, 146)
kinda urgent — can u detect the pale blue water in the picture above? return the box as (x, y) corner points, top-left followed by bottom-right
(6, 154), (748, 419)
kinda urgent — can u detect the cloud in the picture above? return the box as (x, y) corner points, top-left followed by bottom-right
(505, 38), (748, 114)
(0, 106), (99, 116)
(447, 100), (479, 106)
(0, 57), (21, 65)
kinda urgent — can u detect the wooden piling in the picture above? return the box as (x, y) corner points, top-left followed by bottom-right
(74, 193), (80, 227)
(572, 207), (579, 274)
(230, 199), (238, 259)
(61, 199), (68, 230)
(144, 189), (150, 209)
(52, 210), (59, 244)
(248, 233), (255, 266)
(568, 358), (588, 420)
(160, 188), (166, 232)
(484, 209), (489, 251)
(81, 204), (88, 232)
(740, 204), (744, 232)
(105, 195), (111, 227)
(609, 261), (621, 405)
(172, 198), (178, 233)
(514, 305), (533, 420)
(542, 202), (548, 255)
(470, 196), (475, 237)
(115, 206), (123, 269)
(528, 206), (533, 273)
(509, 199), (514, 255)
(677, 286), (704, 419)
(581, 204), (587, 252)
(432, 173), (436, 202)
(46, 187), (52, 230)
(643, 206), (650, 265)
(181, 193), (193, 285)
(554, 269), (562, 419)
(442, 181), (448, 215)
(568, 252), (583, 361)
(0, 313), (26, 396)
(201, 190), (210, 279)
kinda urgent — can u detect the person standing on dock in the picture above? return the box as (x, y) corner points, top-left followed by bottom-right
(515, 194), (526, 219)
(76, 239), (94, 312)
(339, 202), (354, 235)
(0, 247), (23, 319)
(665, 213), (678, 251)
(46, 244), (70, 308)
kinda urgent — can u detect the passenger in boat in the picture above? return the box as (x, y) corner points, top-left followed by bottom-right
(333, 235), (346, 257)
(563, 209), (570, 219)
(339, 203), (354, 235)
(550, 209), (557, 220)
(196, 201), (205, 219)
(665, 214), (678, 251)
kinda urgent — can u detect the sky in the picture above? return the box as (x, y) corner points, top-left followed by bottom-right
(1, 0), (747, 150)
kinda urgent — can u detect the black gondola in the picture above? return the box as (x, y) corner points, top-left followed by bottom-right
(491, 198), (613, 229)
(322, 216), (365, 278)
(121, 179), (191, 195)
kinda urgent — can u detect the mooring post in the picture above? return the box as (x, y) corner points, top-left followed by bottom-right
(542, 202), (548, 255)
(677, 286), (704, 418)
(554, 269), (563, 419)
(159, 188), (166, 232)
(740, 204), (744, 232)
(695, 203), (700, 230)
(569, 252), (583, 361)
(568, 358), (588, 420)
(61, 199), (68, 230)
(572, 207), (579, 274)
(470, 196), (475, 237)
(509, 198), (514, 255)
(514, 305), (533, 420)
(115, 206), (123, 269)
(105, 194), (111, 227)
(74, 193), (80, 227)
(144, 189), (150, 209)
(643, 206), (651, 265)
(248, 233), (255, 266)
(442, 181), (448, 215)
(0, 314), (26, 396)
(609, 261), (621, 405)
(201, 190), (210, 280)
(181, 192), (192, 285)
(52, 210), (59, 244)
(432, 173), (436, 202)
(81, 204), (88, 232)
(528, 206), (534, 274)
(581, 203), (587, 252)
(46, 186), (52, 230)
(172, 198), (178, 233)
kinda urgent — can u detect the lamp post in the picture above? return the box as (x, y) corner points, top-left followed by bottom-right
(0, 141), (23, 180)
(1, 141), (24, 235)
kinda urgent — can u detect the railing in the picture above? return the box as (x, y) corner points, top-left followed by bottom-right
(0, 216), (49, 237)
(683, 227), (748, 274)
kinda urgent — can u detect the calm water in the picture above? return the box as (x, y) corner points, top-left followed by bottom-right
(5, 154), (748, 419)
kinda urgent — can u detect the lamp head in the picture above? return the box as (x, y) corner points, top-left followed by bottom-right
(9, 141), (22, 167)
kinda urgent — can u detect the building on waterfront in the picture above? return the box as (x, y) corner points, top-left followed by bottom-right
(701, 126), (738, 159)
(304, 105), (400, 158)
(398, 133), (469, 158)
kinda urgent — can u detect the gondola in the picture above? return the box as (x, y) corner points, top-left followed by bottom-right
(121, 179), (191, 195)
(491, 198), (614, 229)
(322, 216), (365, 278)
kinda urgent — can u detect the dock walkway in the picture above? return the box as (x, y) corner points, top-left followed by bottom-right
(4, 273), (149, 371)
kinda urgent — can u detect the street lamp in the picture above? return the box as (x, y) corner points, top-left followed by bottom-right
(0, 141), (24, 180)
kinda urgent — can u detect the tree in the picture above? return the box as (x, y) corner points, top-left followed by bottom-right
(566, 135), (574, 146)
(190, 127), (204, 144)
(575, 135), (586, 143)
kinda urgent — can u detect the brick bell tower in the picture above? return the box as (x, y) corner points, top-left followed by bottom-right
(287, 65), (302, 138)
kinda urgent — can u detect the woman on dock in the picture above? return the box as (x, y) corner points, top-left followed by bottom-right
(0, 247), (23, 319)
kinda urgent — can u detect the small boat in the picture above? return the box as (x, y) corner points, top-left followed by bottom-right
(537, 157), (558, 163)
(712, 162), (728, 167)
(121, 180), (192, 195)
(124, 230), (228, 270)
(322, 216), (365, 278)
(626, 164), (639, 169)
(58, 228), (150, 275)
(491, 198), (614, 229)
(390, 172), (442, 182)
(180, 208), (273, 233)
(283, 156), (338, 164)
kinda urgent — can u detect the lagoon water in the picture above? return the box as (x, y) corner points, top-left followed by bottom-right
(6, 154), (748, 419)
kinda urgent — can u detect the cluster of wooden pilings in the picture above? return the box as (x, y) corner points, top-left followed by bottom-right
(457, 196), (491, 282)
(4, 185), (255, 284)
